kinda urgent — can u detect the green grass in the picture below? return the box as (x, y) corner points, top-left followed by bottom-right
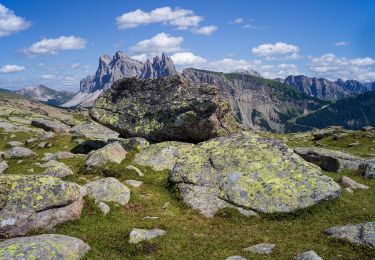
(1, 127), (375, 259)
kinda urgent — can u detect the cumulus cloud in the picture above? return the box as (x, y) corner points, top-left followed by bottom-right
(171, 52), (206, 65)
(0, 4), (31, 37)
(23, 36), (86, 56)
(129, 32), (183, 55)
(350, 57), (375, 66)
(71, 63), (81, 69)
(252, 42), (300, 57)
(130, 53), (148, 63)
(229, 18), (244, 24)
(41, 74), (77, 86)
(0, 64), (25, 73)
(193, 25), (217, 36)
(334, 41), (351, 46)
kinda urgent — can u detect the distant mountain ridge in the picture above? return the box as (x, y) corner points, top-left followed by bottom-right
(62, 51), (176, 108)
(283, 75), (374, 100)
(16, 85), (74, 106)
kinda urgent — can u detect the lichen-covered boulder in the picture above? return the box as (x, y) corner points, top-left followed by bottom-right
(294, 147), (364, 173)
(0, 175), (84, 238)
(40, 160), (74, 178)
(4, 147), (36, 159)
(31, 118), (71, 134)
(0, 234), (90, 259)
(90, 73), (240, 142)
(83, 177), (130, 205)
(133, 141), (194, 171)
(325, 222), (375, 249)
(109, 137), (149, 151)
(71, 121), (119, 141)
(360, 159), (375, 179)
(85, 142), (126, 169)
(169, 132), (341, 217)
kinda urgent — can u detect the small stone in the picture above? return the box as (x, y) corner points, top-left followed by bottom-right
(296, 250), (322, 260)
(226, 256), (247, 260)
(143, 216), (159, 220)
(129, 228), (166, 244)
(38, 142), (48, 148)
(98, 202), (110, 215)
(125, 165), (144, 177)
(243, 243), (275, 255)
(85, 142), (127, 169)
(162, 202), (170, 210)
(345, 188), (354, 193)
(348, 142), (360, 147)
(341, 176), (369, 190)
(7, 141), (24, 148)
(125, 179), (143, 188)
(0, 160), (8, 174)
(361, 159), (375, 179)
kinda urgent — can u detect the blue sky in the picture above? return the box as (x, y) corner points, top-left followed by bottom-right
(1, 0), (375, 91)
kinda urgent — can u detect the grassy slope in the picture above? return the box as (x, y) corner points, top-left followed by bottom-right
(1, 125), (374, 259)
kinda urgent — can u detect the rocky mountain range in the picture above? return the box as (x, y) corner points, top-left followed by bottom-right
(62, 51), (176, 108)
(15, 85), (74, 106)
(283, 75), (374, 100)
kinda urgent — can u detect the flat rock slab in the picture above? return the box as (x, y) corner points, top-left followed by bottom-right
(71, 121), (119, 142)
(0, 175), (84, 238)
(243, 243), (275, 255)
(85, 142), (127, 169)
(4, 147), (36, 159)
(84, 177), (130, 206)
(31, 118), (71, 134)
(294, 147), (364, 172)
(129, 228), (166, 244)
(326, 222), (375, 249)
(296, 250), (323, 260)
(341, 176), (369, 190)
(169, 132), (341, 217)
(0, 234), (90, 259)
(40, 160), (74, 178)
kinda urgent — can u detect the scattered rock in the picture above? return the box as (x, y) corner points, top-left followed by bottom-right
(27, 168), (34, 173)
(125, 165), (144, 177)
(83, 177), (130, 205)
(0, 175), (84, 238)
(85, 142), (127, 169)
(348, 142), (360, 147)
(43, 151), (76, 161)
(129, 228), (166, 244)
(109, 137), (149, 151)
(360, 159), (375, 179)
(71, 139), (107, 154)
(296, 250), (322, 260)
(98, 201), (110, 215)
(243, 243), (275, 255)
(362, 126), (375, 131)
(0, 161), (8, 174)
(0, 234), (90, 259)
(90, 73), (240, 142)
(325, 222), (375, 249)
(71, 121), (119, 142)
(133, 141), (194, 171)
(39, 131), (55, 140)
(341, 176), (369, 190)
(6, 141), (24, 148)
(37, 141), (49, 148)
(169, 132), (341, 217)
(226, 256), (247, 260)
(31, 118), (71, 134)
(40, 160), (74, 178)
(125, 179), (143, 188)
(294, 147), (364, 172)
(345, 188), (354, 193)
(143, 216), (159, 220)
(313, 126), (345, 140)
(4, 147), (36, 159)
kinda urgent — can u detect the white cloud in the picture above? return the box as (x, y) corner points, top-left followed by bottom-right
(71, 63), (81, 69)
(23, 36), (86, 56)
(171, 52), (206, 65)
(252, 42), (300, 57)
(116, 6), (203, 30)
(350, 57), (375, 66)
(242, 24), (258, 29)
(193, 25), (217, 36)
(41, 74), (57, 80)
(334, 41), (351, 46)
(229, 18), (244, 24)
(129, 32), (183, 55)
(41, 74), (78, 86)
(0, 4), (31, 37)
(130, 53), (148, 63)
(0, 64), (25, 73)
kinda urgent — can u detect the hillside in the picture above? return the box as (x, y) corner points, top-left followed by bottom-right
(16, 85), (74, 106)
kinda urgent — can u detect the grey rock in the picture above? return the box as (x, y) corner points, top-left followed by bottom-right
(0, 175), (84, 238)
(125, 180), (143, 188)
(362, 126), (375, 131)
(294, 147), (364, 172)
(6, 141), (24, 148)
(296, 250), (322, 260)
(0, 161), (8, 174)
(40, 160), (74, 178)
(169, 132), (341, 217)
(98, 201), (110, 215)
(360, 159), (375, 179)
(345, 187), (354, 193)
(226, 256), (247, 260)
(325, 222), (375, 248)
(37, 141), (48, 148)
(43, 151), (76, 161)
(83, 177), (130, 205)
(85, 142), (127, 169)
(0, 234), (90, 259)
(243, 243), (275, 255)
(4, 147), (36, 159)
(31, 118), (71, 134)
(109, 137), (149, 151)
(312, 127), (345, 140)
(340, 176), (369, 190)
(71, 121), (120, 142)
(129, 228), (166, 244)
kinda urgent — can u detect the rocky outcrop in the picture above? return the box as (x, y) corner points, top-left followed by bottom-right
(294, 147), (364, 172)
(91, 73), (240, 142)
(169, 132), (340, 217)
(0, 234), (90, 259)
(31, 118), (71, 134)
(325, 222), (375, 249)
(0, 175), (84, 238)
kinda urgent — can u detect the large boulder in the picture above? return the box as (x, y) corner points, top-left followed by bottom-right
(90, 73), (239, 142)
(325, 222), (375, 249)
(294, 147), (364, 173)
(31, 118), (71, 134)
(0, 175), (84, 238)
(71, 121), (119, 142)
(0, 234), (90, 259)
(169, 132), (341, 217)
(85, 142), (127, 169)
